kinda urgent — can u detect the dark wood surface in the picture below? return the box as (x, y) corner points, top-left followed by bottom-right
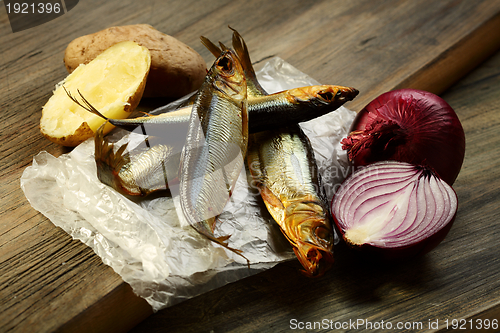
(1, 0), (500, 332)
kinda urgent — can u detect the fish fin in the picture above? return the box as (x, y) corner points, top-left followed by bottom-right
(215, 234), (232, 243)
(191, 222), (251, 267)
(213, 235), (251, 269)
(95, 123), (123, 170)
(63, 87), (109, 121)
(200, 36), (223, 58)
(94, 123), (140, 196)
(94, 122), (114, 165)
(189, 215), (250, 267)
(260, 186), (285, 210)
(229, 27), (267, 95)
(229, 27), (251, 69)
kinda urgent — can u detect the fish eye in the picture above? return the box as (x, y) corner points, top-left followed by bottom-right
(217, 55), (233, 72)
(318, 91), (334, 101)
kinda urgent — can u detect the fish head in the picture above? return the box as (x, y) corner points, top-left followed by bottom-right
(210, 50), (247, 103)
(288, 85), (359, 109)
(285, 201), (335, 277)
(293, 223), (335, 277)
(201, 28), (267, 97)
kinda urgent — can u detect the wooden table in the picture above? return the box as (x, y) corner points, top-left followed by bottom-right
(2, 0), (500, 332)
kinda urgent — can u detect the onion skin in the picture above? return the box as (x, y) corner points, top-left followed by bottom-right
(341, 89), (465, 185)
(331, 161), (458, 260)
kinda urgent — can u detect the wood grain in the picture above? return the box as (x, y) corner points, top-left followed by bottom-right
(1, 0), (500, 332)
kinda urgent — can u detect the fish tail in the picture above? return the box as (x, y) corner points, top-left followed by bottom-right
(229, 27), (268, 96)
(63, 86), (109, 121)
(218, 41), (229, 51)
(95, 123), (130, 171)
(191, 219), (250, 267)
(200, 36), (223, 58)
(211, 234), (251, 268)
(94, 123), (132, 193)
(64, 86), (144, 132)
(229, 27), (251, 69)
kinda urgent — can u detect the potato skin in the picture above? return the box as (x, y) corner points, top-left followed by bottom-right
(64, 24), (207, 98)
(41, 121), (94, 147)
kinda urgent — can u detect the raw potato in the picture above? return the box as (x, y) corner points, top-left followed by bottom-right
(41, 41), (151, 147)
(64, 24), (207, 98)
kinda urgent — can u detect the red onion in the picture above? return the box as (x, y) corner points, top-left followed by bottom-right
(331, 161), (457, 259)
(341, 89), (465, 185)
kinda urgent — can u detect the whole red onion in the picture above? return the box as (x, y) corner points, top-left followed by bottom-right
(341, 89), (465, 185)
(331, 161), (457, 259)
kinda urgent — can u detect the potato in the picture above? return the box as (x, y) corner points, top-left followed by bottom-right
(64, 24), (207, 98)
(40, 41), (151, 147)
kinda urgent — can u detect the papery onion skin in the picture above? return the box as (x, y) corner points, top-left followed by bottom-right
(341, 89), (465, 185)
(331, 161), (458, 260)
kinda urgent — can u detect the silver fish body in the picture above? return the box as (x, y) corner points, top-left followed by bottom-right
(179, 49), (248, 256)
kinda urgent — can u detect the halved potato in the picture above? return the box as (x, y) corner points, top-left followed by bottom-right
(40, 40), (151, 147)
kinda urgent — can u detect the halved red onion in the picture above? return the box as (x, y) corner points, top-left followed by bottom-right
(331, 161), (457, 259)
(341, 89), (465, 185)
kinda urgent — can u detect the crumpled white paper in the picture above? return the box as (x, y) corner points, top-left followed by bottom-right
(20, 57), (356, 312)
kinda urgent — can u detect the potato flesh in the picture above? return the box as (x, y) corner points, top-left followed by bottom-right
(41, 41), (150, 139)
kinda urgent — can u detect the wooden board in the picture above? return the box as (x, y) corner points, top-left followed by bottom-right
(1, 0), (500, 332)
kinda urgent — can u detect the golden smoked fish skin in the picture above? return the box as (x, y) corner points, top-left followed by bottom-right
(179, 49), (248, 256)
(246, 85), (358, 133)
(247, 126), (335, 277)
